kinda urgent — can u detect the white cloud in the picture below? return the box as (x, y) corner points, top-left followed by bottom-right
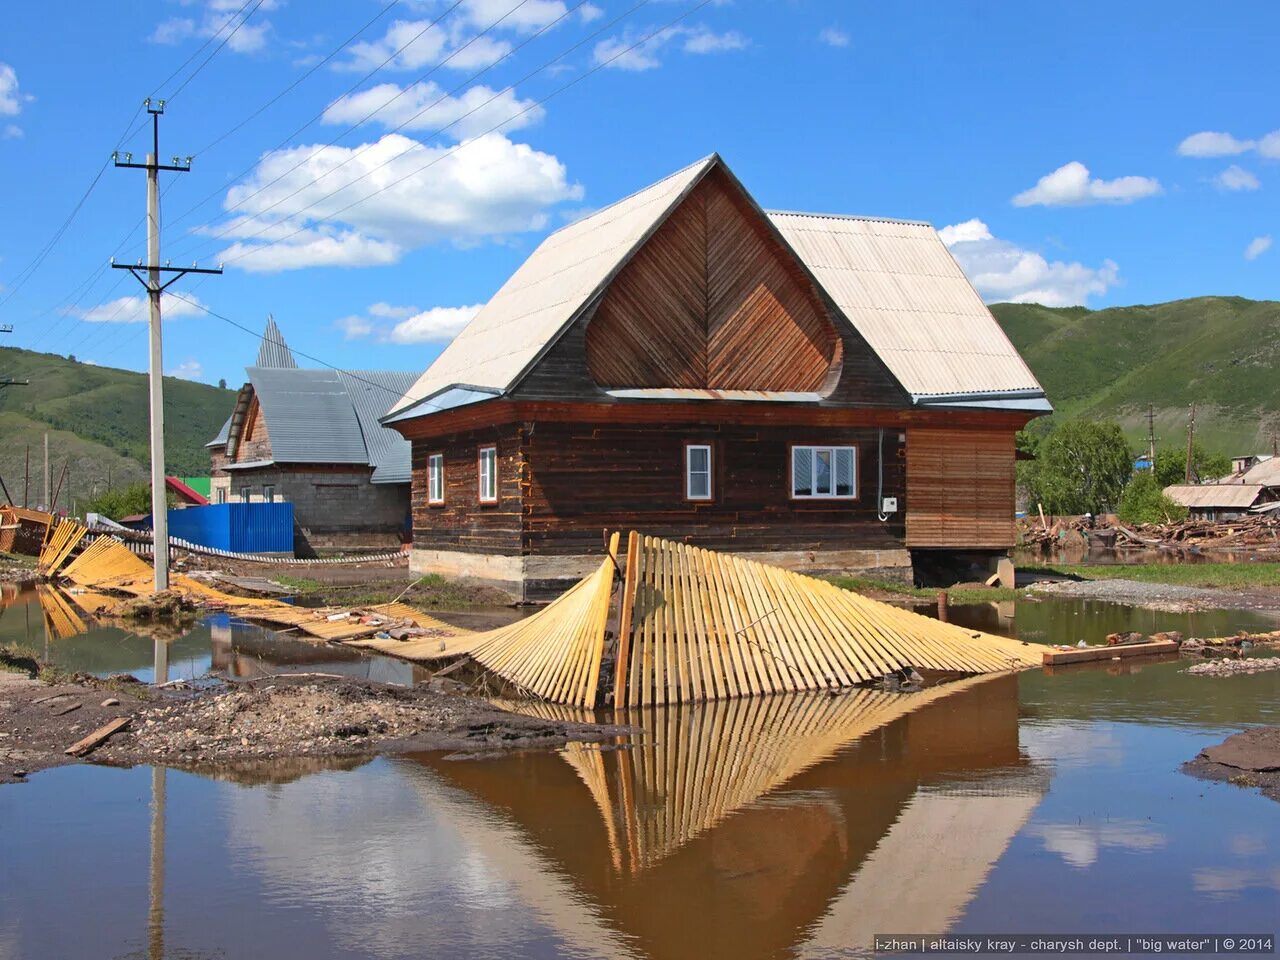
(1259, 131), (1280, 159)
(593, 25), (749, 71)
(321, 82), (543, 139)
(1012, 161), (1161, 207)
(578, 4), (604, 23)
(1215, 165), (1260, 191)
(71, 292), (208, 323)
(2, 124), (22, 140)
(818, 27), (850, 48)
(940, 218), (1119, 307)
(213, 132), (582, 272)
(1027, 820), (1166, 870)
(1177, 131), (1255, 157)
(0, 62), (32, 121)
(388, 304), (481, 343)
(1244, 235), (1272, 261)
(166, 358), (205, 381)
(150, 1), (276, 54)
(334, 301), (480, 343)
(337, 19), (510, 72)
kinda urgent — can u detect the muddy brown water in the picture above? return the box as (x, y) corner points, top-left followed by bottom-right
(2, 585), (1280, 959)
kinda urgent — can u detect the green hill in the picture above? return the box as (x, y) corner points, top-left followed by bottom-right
(991, 296), (1280, 456)
(0, 347), (235, 511)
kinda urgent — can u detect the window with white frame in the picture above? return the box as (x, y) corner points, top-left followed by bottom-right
(478, 446), (498, 503)
(240, 485), (252, 502)
(428, 453), (445, 505)
(791, 445), (857, 499)
(215, 487), (226, 504)
(263, 485), (275, 503)
(685, 443), (713, 501)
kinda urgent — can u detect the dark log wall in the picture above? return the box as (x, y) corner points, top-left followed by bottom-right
(520, 421), (905, 556)
(584, 169), (841, 393)
(411, 423), (523, 554)
(905, 427), (1017, 549)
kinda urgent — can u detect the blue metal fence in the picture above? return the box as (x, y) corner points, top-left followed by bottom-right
(165, 503), (294, 554)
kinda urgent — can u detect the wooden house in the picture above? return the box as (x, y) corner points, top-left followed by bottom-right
(383, 155), (1049, 599)
(209, 318), (418, 552)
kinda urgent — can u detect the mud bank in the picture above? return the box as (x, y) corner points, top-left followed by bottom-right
(1, 671), (623, 785)
(1184, 726), (1280, 802)
(1032, 577), (1280, 613)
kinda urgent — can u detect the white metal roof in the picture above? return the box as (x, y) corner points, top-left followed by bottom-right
(387, 155), (716, 417)
(1164, 484), (1265, 509)
(767, 211), (1044, 400)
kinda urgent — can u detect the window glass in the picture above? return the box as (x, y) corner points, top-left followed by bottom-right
(815, 449), (833, 496)
(792, 446), (856, 499)
(835, 448), (855, 497)
(428, 454), (444, 504)
(687, 445), (711, 500)
(479, 447), (497, 501)
(263, 485), (275, 503)
(792, 449), (813, 497)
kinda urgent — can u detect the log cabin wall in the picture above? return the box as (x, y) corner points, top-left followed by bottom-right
(410, 423), (523, 555)
(905, 427), (1017, 549)
(234, 394), (273, 463)
(520, 420), (906, 557)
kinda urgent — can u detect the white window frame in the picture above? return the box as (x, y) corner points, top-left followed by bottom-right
(262, 484), (275, 503)
(427, 453), (445, 506)
(791, 445), (858, 500)
(685, 443), (713, 501)
(240, 485), (252, 503)
(478, 445), (498, 504)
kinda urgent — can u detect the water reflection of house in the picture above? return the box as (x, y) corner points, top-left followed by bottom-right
(409, 674), (1046, 960)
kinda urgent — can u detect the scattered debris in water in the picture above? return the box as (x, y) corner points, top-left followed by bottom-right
(1185, 657), (1280, 677)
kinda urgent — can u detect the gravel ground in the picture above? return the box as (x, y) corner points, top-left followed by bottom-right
(1185, 657), (1280, 677)
(1032, 577), (1280, 613)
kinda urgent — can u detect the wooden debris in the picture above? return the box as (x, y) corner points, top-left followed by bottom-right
(1042, 639), (1179, 665)
(65, 717), (130, 757)
(52, 701), (82, 716)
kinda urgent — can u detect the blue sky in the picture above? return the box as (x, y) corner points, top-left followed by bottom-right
(0, 0), (1276, 389)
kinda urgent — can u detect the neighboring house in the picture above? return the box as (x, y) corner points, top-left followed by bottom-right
(382, 154), (1049, 600)
(1228, 453), (1273, 477)
(166, 476), (209, 508)
(1163, 483), (1273, 521)
(209, 318), (418, 551)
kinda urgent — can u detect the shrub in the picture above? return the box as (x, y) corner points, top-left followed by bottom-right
(1117, 472), (1189, 525)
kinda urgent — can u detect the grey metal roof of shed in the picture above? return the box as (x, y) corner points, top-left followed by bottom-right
(245, 367), (416, 483)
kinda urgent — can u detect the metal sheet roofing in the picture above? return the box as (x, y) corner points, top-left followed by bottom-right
(1163, 484), (1265, 509)
(207, 415), (232, 448)
(1237, 457), (1280, 488)
(387, 155), (716, 418)
(245, 367), (416, 482)
(257, 315), (298, 368)
(767, 212), (1044, 401)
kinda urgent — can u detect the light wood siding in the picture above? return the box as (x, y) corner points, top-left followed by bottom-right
(585, 169), (839, 392)
(906, 428), (1016, 549)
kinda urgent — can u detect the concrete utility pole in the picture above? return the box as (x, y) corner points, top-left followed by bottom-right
(1145, 404), (1157, 470)
(1185, 404), (1197, 485)
(112, 100), (221, 591)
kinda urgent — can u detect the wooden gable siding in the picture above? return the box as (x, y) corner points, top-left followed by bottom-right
(584, 169), (840, 393)
(905, 428), (1016, 549)
(520, 421), (905, 557)
(235, 394), (273, 463)
(410, 424), (523, 555)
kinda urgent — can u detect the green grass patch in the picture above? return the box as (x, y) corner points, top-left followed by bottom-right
(1024, 562), (1280, 590)
(273, 572), (499, 609)
(824, 575), (1025, 605)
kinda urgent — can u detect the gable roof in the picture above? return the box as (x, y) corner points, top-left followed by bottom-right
(257, 315), (299, 368)
(387, 154), (1046, 420)
(767, 212), (1043, 401)
(387, 155), (717, 418)
(243, 368), (418, 482)
(1164, 483), (1265, 509)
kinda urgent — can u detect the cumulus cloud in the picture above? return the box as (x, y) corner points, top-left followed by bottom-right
(150, 0), (278, 54)
(939, 218), (1119, 307)
(212, 132), (582, 272)
(2, 124), (22, 140)
(0, 62), (31, 116)
(1244, 235), (1272, 261)
(321, 82), (543, 139)
(593, 25), (748, 71)
(71, 292), (208, 323)
(1260, 131), (1280, 159)
(335, 301), (481, 343)
(1177, 131), (1255, 157)
(818, 27), (850, 47)
(166, 358), (205, 381)
(1012, 161), (1161, 207)
(1215, 165), (1260, 191)
(337, 19), (511, 72)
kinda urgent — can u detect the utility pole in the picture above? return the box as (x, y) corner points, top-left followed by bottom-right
(1145, 404), (1157, 471)
(43, 432), (49, 511)
(22, 445), (29, 508)
(1185, 403), (1196, 484)
(0, 323), (30, 388)
(112, 100), (221, 591)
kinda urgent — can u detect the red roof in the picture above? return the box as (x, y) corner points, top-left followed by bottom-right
(165, 476), (209, 505)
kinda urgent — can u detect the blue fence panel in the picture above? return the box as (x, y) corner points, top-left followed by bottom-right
(164, 503), (294, 554)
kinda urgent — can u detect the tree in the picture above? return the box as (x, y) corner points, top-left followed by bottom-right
(1023, 419), (1133, 515)
(82, 482), (176, 521)
(1117, 472), (1189, 525)
(218, 378), (227, 390)
(1153, 444), (1231, 487)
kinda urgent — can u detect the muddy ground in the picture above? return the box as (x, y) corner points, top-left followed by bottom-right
(1185, 726), (1280, 803)
(0, 665), (622, 786)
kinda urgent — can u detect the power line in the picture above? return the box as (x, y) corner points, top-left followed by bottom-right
(167, 0), (271, 103)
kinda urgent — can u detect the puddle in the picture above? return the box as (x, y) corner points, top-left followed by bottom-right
(2, 584), (1279, 958)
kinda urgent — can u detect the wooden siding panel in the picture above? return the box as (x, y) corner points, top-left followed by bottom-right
(410, 425), (523, 555)
(905, 428), (1016, 549)
(704, 172), (840, 391)
(520, 422), (905, 557)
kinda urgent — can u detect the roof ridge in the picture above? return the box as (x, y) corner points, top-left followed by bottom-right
(767, 208), (933, 228)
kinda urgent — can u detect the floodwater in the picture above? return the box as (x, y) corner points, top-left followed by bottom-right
(3, 586), (1280, 959)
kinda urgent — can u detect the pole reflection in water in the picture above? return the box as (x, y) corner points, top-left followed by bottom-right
(149, 766), (167, 960)
(411, 673), (1046, 960)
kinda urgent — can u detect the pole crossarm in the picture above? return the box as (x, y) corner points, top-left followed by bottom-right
(111, 263), (224, 292)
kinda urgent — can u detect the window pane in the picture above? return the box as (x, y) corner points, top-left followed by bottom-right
(793, 447), (812, 497)
(688, 446), (709, 474)
(835, 448), (855, 497)
(815, 449), (833, 495)
(480, 448), (496, 499)
(689, 472), (710, 499)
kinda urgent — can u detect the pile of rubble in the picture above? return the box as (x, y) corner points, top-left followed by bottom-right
(1019, 512), (1280, 552)
(1186, 657), (1280, 677)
